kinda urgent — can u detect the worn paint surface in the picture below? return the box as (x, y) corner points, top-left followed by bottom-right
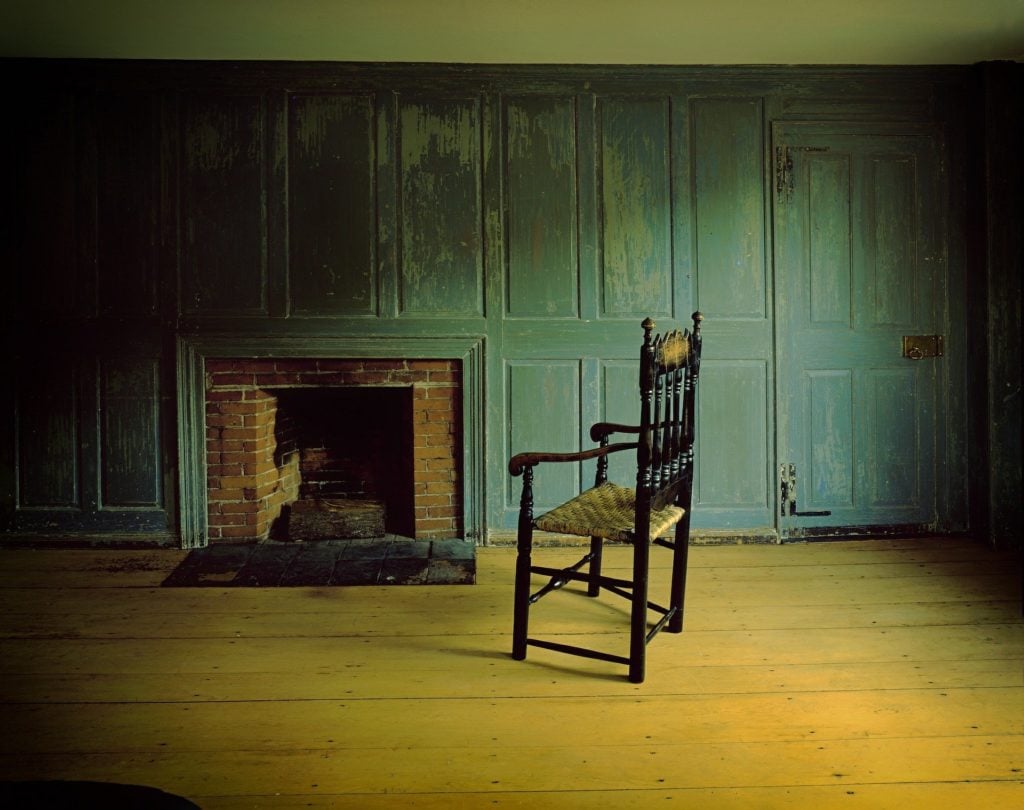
(96, 92), (158, 317)
(17, 360), (80, 508)
(697, 362), (770, 511)
(100, 357), (162, 507)
(600, 97), (672, 317)
(507, 361), (581, 511)
(288, 93), (377, 316)
(15, 91), (79, 318)
(693, 98), (766, 319)
(505, 95), (579, 317)
(399, 97), (483, 315)
(181, 94), (267, 315)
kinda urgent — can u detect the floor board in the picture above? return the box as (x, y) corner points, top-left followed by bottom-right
(0, 537), (1021, 808)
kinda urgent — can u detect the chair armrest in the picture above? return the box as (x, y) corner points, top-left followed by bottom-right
(509, 442), (638, 476)
(590, 422), (642, 442)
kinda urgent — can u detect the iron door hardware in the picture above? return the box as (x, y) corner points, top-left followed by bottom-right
(775, 145), (831, 199)
(902, 335), (944, 360)
(779, 463), (832, 518)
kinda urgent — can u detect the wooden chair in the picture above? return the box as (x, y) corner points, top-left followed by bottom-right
(509, 313), (704, 683)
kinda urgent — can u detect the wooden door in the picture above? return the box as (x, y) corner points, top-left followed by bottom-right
(773, 122), (954, 539)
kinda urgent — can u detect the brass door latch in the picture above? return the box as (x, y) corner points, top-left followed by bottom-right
(902, 335), (943, 360)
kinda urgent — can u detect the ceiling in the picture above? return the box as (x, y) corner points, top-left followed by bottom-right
(2, 0), (1023, 65)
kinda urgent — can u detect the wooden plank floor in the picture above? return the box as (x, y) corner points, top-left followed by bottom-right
(0, 537), (1021, 808)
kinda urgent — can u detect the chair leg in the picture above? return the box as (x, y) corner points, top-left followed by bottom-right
(628, 535), (651, 684)
(668, 514), (691, 634)
(587, 535), (603, 596)
(512, 524), (533, 661)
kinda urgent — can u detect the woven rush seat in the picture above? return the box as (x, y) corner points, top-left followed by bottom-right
(535, 482), (684, 542)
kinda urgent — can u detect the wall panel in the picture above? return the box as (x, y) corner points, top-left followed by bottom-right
(180, 93), (268, 316)
(287, 93), (377, 316)
(398, 96), (483, 316)
(695, 361), (769, 516)
(808, 154), (853, 326)
(507, 361), (581, 512)
(17, 358), (80, 508)
(693, 98), (766, 319)
(601, 361), (639, 486)
(14, 91), (80, 318)
(100, 356), (163, 508)
(599, 97), (672, 318)
(806, 370), (855, 509)
(505, 95), (579, 318)
(96, 92), (159, 317)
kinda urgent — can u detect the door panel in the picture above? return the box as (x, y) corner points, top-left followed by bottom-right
(774, 123), (947, 537)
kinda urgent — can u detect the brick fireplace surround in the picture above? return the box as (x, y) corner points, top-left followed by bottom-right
(204, 358), (462, 543)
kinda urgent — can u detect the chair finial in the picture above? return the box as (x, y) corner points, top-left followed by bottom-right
(691, 311), (703, 336)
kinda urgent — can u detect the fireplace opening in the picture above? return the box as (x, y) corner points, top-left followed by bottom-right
(272, 387), (416, 540)
(204, 358), (463, 543)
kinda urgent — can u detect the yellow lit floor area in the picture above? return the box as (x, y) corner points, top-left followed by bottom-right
(0, 537), (1021, 808)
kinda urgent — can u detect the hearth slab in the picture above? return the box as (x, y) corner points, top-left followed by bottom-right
(162, 538), (474, 587)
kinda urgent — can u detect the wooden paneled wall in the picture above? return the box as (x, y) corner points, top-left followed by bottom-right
(0, 61), (990, 544)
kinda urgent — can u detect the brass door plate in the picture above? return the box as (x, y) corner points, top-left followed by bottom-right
(902, 335), (944, 359)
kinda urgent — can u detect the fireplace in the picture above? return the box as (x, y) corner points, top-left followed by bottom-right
(204, 359), (461, 542)
(176, 336), (484, 549)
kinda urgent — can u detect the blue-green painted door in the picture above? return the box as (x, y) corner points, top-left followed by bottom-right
(773, 122), (954, 538)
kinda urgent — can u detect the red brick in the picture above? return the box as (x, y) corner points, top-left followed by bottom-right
(314, 359), (359, 372)
(416, 517), (458, 531)
(206, 413), (244, 429)
(207, 464), (243, 477)
(219, 501), (260, 514)
(425, 421), (454, 435)
(413, 360), (452, 371)
(416, 398), (454, 412)
(346, 371), (390, 385)
(218, 400), (275, 415)
(209, 512), (247, 527)
(207, 389), (246, 402)
(255, 373), (300, 386)
(208, 372), (257, 387)
(364, 360), (407, 371)
(208, 488), (246, 502)
(415, 494), (451, 508)
(426, 505), (460, 518)
(219, 525), (260, 539)
(418, 470), (453, 483)
(414, 446), (450, 461)
(242, 460), (278, 476)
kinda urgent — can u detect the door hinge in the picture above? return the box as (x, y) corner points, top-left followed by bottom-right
(775, 146), (793, 199)
(775, 145), (830, 200)
(779, 463), (832, 518)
